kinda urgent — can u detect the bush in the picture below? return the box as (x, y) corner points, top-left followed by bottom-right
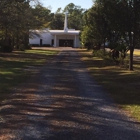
(0, 45), (13, 52)
(93, 49), (108, 58)
(0, 46), (3, 52)
(19, 44), (25, 51)
(25, 44), (32, 50)
(30, 44), (40, 47)
(42, 44), (51, 47)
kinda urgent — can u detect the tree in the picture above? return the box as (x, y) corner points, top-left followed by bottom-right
(49, 13), (64, 29)
(0, 0), (51, 51)
(81, 4), (109, 50)
(85, 0), (140, 70)
(31, 4), (51, 29)
(63, 3), (85, 30)
(49, 3), (85, 30)
(55, 7), (62, 13)
(126, 0), (140, 70)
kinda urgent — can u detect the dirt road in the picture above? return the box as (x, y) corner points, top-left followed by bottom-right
(0, 47), (140, 140)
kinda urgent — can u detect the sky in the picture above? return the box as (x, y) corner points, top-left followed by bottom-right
(40, 0), (93, 12)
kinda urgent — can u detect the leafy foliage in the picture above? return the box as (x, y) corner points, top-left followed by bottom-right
(82, 0), (140, 70)
(49, 3), (85, 30)
(0, 0), (51, 52)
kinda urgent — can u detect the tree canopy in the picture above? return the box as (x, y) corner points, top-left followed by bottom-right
(0, 0), (51, 51)
(81, 0), (140, 70)
(49, 3), (86, 30)
(2, 0), (140, 71)
(0, 1), (86, 52)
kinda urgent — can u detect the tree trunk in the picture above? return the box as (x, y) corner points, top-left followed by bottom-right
(129, 0), (138, 71)
(129, 32), (134, 71)
(103, 38), (106, 55)
(129, 47), (134, 70)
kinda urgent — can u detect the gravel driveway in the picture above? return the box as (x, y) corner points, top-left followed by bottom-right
(0, 47), (140, 140)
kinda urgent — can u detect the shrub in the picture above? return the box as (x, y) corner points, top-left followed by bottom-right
(25, 44), (32, 50)
(30, 44), (40, 47)
(0, 45), (13, 52)
(42, 44), (51, 47)
(19, 44), (25, 51)
(93, 49), (109, 58)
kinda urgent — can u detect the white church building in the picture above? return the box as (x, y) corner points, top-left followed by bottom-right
(29, 12), (80, 48)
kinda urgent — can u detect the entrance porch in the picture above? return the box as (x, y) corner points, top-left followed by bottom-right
(50, 30), (80, 48)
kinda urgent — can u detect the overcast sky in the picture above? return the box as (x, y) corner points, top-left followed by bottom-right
(40, 0), (93, 12)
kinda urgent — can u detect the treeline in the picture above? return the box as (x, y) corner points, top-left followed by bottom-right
(0, 1), (85, 52)
(1, 0), (139, 70)
(49, 3), (85, 30)
(81, 0), (140, 70)
(0, 0), (49, 52)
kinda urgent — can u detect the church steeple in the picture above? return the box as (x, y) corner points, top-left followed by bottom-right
(64, 11), (68, 32)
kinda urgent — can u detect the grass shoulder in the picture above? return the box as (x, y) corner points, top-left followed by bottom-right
(0, 49), (59, 101)
(79, 49), (140, 121)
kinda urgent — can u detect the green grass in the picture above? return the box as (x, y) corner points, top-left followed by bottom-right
(134, 49), (140, 56)
(25, 49), (58, 55)
(0, 49), (58, 100)
(80, 49), (140, 121)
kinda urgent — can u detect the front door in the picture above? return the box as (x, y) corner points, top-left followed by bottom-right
(40, 39), (42, 47)
(59, 39), (74, 47)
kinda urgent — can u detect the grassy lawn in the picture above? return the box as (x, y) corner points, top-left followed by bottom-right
(0, 49), (58, 101)
(134, 49), (140, 56)
(80, 49), (140, 121)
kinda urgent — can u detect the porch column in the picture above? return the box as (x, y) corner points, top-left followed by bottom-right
(54, 35), (57, 47)
(74, 35), (77, 48)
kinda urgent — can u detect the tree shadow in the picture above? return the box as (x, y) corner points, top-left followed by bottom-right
(0, 49), (140, 140)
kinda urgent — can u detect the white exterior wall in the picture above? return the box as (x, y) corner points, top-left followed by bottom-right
(29, 30), (80, 47)
(44, 33), (53, 45)
(29, 38), (40, 45)
(29, 32), (53, 46)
